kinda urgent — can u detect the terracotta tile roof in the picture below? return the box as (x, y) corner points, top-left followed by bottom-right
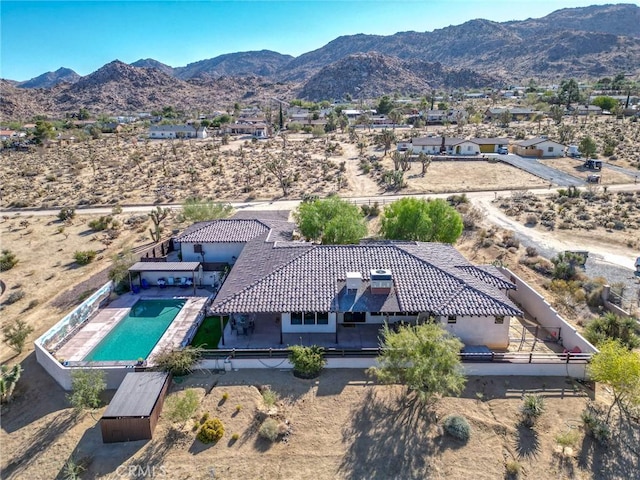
(211, 241), (521, 317)
(176, 219), (294, 243)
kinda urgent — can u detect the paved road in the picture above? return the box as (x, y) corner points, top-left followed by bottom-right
(603, 162), (640, 182)
(493, 153), (585, 187)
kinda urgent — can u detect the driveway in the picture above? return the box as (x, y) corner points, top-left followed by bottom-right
(494, 154), (585, 187)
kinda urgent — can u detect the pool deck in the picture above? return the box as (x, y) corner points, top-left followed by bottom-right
(56, 289), (210, 363)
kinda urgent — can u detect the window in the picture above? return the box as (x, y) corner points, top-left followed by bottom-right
(291, 312), (302, 325)
(495, 316), (505, 324)
(193, 244), (203, 254)
(547, 146), (554, 152)
(317, 312), (329, 325)
(304, 312), (315, 325)
(447, 315), (457, 324)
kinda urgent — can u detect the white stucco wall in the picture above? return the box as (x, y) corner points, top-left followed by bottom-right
(281, 312), (337, 334)
(439, 315), (510, 349)
(535, 140), (564, 157)
(454, 142), (480, 155)
(180, 242), (245, 264)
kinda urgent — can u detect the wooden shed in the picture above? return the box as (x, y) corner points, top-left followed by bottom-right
(101, 372), (170, 443)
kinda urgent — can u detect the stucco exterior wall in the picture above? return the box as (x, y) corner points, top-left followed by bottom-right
(180, 242), (245, 264)
(439, 315), (510, 349)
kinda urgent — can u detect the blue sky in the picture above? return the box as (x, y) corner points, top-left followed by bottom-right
(0, 0), (628, 81)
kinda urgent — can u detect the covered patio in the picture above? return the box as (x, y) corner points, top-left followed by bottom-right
(128, 262), (201, 296)
(217, 313), (383, 349)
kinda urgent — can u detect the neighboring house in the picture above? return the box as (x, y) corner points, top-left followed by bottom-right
(514, 137), (565, 158)
(567, 104), (603, 116)
(210, 238), (522, 349)
(148, 125), (208, 139)
(0, 130), (17, 141)
(224, 122), (270, 138)
(485, 108), (535, 122)
(422, 109), (467, 124)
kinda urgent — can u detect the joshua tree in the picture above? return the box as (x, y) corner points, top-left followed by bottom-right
(148, 206), (170, 243)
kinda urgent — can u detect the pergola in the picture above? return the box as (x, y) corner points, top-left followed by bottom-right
(128, 262), (201, 296)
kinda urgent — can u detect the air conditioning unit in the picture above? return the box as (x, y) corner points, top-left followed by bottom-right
(370, 269), (393, 294)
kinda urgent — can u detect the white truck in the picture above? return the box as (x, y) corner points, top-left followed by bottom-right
(567, 145), (581, 158)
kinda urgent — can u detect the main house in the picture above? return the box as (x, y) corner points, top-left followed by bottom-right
(194, 219), (522, 349)
(398, 137), (509, 155)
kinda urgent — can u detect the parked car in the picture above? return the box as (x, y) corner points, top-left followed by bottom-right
(497, 147), (509, 154)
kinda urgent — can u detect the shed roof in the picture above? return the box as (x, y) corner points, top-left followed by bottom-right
(103, 372), (169, 418)
(516, 137), (564, 147)
(129, 262), (200, 272)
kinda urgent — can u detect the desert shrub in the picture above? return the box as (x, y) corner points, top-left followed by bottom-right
(0, 364), (23, 403)
(61, 455), (89, 480)
(24, 299), (39, 310)
(505, 460), (521, 478)
(261, 387), (278, 407)
(88, 215), (113, 231)
(520, 394), (545, 427)
(181, 198), (233, 223)
(443, 415), (471, 441)
(73, 250), (97, 265)
(58, 206), (76, 222)
(581, 409), (610, 445)
(462, 206), (484, 230)
(0, 250), (18, 272)
(165, 389), (199, 424)
(221, 391), (229, 402)
(288, 345), (326, 378)
(67, 369), (106, 414)
(231, 432), (240, 441)
(2, 318), (33, 353)
(525, 214), (538, 226)
(584, 313), (640, 349)
(503, 234), (520, 249)
(197, 417), (225, 443)
(153, 346), (202, 376)
(2, 289), (25, 306)
(259, 418), (280, 441)
(555, 429), (580, 448)
(525, 246), (538, 257)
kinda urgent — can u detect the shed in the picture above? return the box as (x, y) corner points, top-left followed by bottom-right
(101, 372), (171, 443)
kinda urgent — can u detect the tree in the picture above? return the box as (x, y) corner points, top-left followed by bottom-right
(588, 340), (640, 423)
(148, 206), (170, 242)
(377, 95), (395, 115)
(531, 113), (544, 134)
(67, 369), (106, 415)
(550, 105), (564, 125)
(33, 120), (55, 144)
(380, 198), (463, 244)
(2, 319), (34, 354)
(592, 96), (618, 112)
(579, 136), (597, 160)
(181, 197), (233, 223)
(388, 109), (403, 129)
(378, 129), (396, 156)
(265, 156), (292, 196)
(369, 322), (466, 404)
(584, 313), (640, 350)
(498, 110), (511, 127)
(108, 248), (138, 290)
(0, 364), (23, 403)
(294, 196), (367, 244)
(559, 79), (581, 108)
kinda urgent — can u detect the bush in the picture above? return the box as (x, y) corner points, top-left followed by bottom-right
(153, 347), (202, 376)
(259, 418), (280, 441)
(584, 313), (640, 349)
(262, 388), (278, 408)
(67, 369), (106, 414)
(58, 206), (76, 222)
(525, 246), (538, 257)
(73, 250), (97, 265)
(165, 389), (199, 424)
(197, 417), (225, 443)
(2, 290), (25, 306)
(288, 345), (326, 378)
(581, 409), (610, 445)
(88, 216), (113, 231)
(0, 250), (18, 272)
(221, 392), (229, 401)
(505, 460), (521, 478)
(520, 394), (545, 427)
(443, 415), (471, 442)
(2, 319), (33, 353)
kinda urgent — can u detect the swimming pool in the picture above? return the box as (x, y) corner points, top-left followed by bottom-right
(84, 299), (186, 362)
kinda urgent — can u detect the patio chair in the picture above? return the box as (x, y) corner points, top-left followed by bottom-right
(157, 277), (167, 288)
(141, 278), (150, 289)
(167, 277), (175, 287)
(179, 277), (189, 288)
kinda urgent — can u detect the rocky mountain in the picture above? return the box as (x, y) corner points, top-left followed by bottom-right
(174, 50), (294, 79)
(130, 58), (174, 76)
(280, 3), (640, 82)
(18, 67), (81, 89)
(298, 53), (500, 101)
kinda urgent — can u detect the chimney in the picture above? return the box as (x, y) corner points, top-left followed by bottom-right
(346, 272), (363, 292)
(370, 269), (393, 295)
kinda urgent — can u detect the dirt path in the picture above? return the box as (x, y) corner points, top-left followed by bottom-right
(340, 142), (382, 197)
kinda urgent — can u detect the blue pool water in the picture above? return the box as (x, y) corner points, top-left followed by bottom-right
(84, 299), (186, 362)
